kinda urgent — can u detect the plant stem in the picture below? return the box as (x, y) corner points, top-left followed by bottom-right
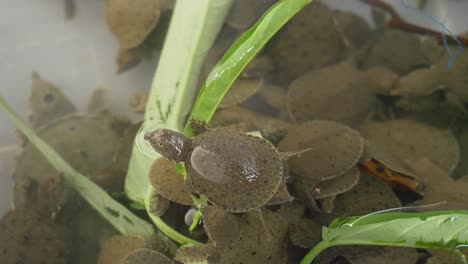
(300, 241), (332, 264)
(189, 209), (202, 232)
(146, 195), (203, 247)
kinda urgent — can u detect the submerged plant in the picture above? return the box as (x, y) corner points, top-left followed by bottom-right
(2, 0), (468, 263)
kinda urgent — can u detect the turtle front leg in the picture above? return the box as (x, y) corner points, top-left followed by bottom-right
(189, 118), (209, 135)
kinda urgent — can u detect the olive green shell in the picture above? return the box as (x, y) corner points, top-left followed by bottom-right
(187, 129), (283, 213)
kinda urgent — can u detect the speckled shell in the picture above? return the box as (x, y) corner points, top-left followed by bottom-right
(287, 63), (374, 127)
(105, 0), (161, 49)
(220, 209), (288, 263)
(266, 2), (346, 84)
(98, 235), (146, 264)
(360, 29), (430, 75)
(278, 120), (364, 181)
(13, 115), (123, 209)
(0, 209), (70, 264)
(187, 129), (283, 213)
(360, 119), (460, 175)
(121, 249), (173, 264)
(312, 166), (361, 199)
(149, 158), (193, 205)
(202, 206), (243, 248)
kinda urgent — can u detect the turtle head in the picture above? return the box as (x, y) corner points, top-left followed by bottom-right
(144, 129), (192, 162)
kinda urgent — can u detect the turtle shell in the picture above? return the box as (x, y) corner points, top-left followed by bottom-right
(187, 129), (283, 212)
(278, 120), (364, 181)
(121, 248), (173, 264)
(360, 119), (460, 175)
(105, 0), (162, 49)
(98, 235), (146, 264)
(13, 115), (123, 209)
(0, 209), (71, 264)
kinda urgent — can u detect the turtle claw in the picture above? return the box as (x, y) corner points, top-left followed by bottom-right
(190, 118), (209, 135)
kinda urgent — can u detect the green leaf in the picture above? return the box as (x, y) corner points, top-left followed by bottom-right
(184, 0), (313, 136)
(0, 96), (154, 237)
(146, 189), (203, 247)
(301, 211), (468, 264)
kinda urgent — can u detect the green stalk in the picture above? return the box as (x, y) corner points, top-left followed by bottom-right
(300, 241), (331, 264)
(0, 97), (154, 237)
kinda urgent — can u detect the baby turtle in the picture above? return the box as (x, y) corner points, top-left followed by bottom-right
(98, 235), (146, 264)
(14, 73), (127, 211)
(105, 0), (162, 50)
(144, 125), (287, 213)
(278, 120), (364, 182)
(0, 209), (71, 264)
(286, 63), (398, 127)
(121, 248), (174, 264)
(360, 119), (460, 175)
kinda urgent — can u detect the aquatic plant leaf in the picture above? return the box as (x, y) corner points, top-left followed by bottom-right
(300, 210), (468, 264)
(184, 0), (314, 136)
(0, 96), (153, 237)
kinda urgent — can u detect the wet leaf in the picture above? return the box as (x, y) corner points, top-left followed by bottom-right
(184, 0), (313, 136)
(0, 97), (154, 237)
(301, 210), (468, 263)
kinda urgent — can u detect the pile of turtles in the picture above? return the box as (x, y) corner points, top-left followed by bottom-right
(141, 2), (468, 263)
(1, 72), (138, 263)
(3, 1), (468, 264)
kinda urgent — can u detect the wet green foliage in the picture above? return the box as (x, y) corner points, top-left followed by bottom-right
(301, 211), (468, 263)
(184, 0), (313, 136)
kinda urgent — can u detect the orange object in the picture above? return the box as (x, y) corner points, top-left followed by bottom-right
(359, 158), (425, 195)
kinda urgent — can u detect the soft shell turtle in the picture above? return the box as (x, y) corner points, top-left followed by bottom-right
(14, 74), (125, 211)
(360, 119), (460, 175)
(390, 49), (468, 113)
(359, 29), (431, 75)
(13, 74), (130, 263)
(149, 158), (193, 206)
(211, 106), (290, 143)
(406, 158), (468, 206)
(286, 63), (398, 127)
(105, 0), (162, 50)
(98, 235), (146, 264)
(175, 244), (220, 264)
(0, 209), (71, 264)
(278, 120), (364, 182)
(265, 2), (347, 84)
(144, 124), (295, 213)
(120, 248), (174, 264)
(105, 0), (170, 72)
